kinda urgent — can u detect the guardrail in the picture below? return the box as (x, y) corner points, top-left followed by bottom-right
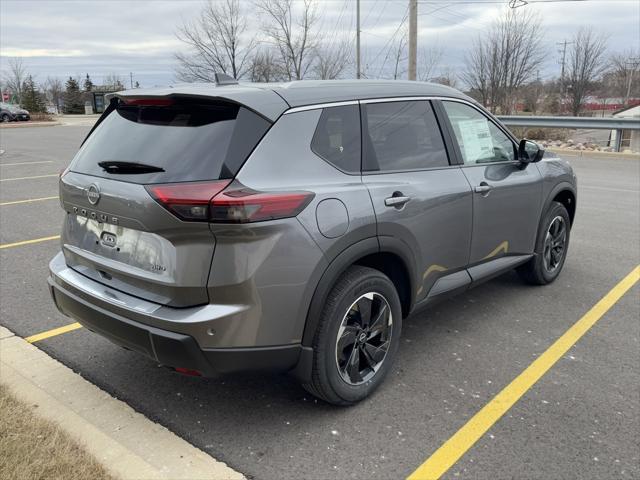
(497, 115), (640, 152)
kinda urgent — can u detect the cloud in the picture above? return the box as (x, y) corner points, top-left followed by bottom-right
(1, 0), (638, 87)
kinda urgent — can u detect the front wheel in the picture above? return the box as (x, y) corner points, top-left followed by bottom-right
(303, 266), (402, 405)
(518, 201), (571, 285)
(1, 114), (10, 123)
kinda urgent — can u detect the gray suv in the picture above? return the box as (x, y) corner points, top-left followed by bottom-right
(49, 80), (577, 405)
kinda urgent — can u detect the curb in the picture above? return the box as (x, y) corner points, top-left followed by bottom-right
(547, 147), (639, 158)
(0, 122), (61, 129)
(0, 325), (244, 480)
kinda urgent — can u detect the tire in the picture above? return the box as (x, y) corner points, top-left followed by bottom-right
(303, 265), (402, 405)
(518, 201), (571, 285)
(1, 114), (10, 123)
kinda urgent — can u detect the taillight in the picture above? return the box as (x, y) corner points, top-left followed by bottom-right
(146, 180), (314, 223)
(146, 180), (230, 221)
(209, 182), (314, 223)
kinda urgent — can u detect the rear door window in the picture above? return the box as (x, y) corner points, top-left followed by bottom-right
(311, 104), (361, 174)
(363, 100), (449, 172)
(71, 98), (271, 184)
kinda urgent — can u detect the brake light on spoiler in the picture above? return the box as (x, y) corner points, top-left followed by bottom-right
(146, 181), (314, 223)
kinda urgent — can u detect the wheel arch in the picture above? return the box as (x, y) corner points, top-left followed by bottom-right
(300, 236), (417, 348)
(543, 182), (577, 226)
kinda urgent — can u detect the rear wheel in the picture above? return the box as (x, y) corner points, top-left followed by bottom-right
(1, 114), (10, 123)
(303, 266), (402, 405)
(518, 201), (571, 285)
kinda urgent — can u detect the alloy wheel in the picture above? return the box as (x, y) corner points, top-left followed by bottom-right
(543, 215), (567, 273)
(335, 292), (393, 386)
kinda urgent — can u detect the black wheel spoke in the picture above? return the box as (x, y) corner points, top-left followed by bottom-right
(363, 341), (388, 365)
(368, 304), (388, 334)
(356, 296), (373, 328)
(337, 325), (358, 353)
(345, 345), (362, 383)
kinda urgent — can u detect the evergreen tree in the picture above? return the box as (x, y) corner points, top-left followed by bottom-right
(63, 77), (84, 114)
(21, 75), (47, 113)
(83, 73), (94, 92)
(134, 81), (140, 88)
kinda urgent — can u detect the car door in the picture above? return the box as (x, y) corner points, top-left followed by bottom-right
(361, 99), (473, 302)
(438, 100), (544, 266)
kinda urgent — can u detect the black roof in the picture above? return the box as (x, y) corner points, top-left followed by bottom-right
(116, 80), (473, 121)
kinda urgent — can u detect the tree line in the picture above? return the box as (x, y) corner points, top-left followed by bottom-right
(1, 60), (129, 114)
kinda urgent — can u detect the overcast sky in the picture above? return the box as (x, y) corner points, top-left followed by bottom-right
(1, 0), (638, 88)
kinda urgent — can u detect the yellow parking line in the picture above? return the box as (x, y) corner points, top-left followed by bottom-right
(0, 235), (60, 249)
(407, 265), (640, 480)
(0, 196), (58, 206)
(25, 322), (83, 343)
(0, 160), (54, 167)
(0, 174), (58, 182)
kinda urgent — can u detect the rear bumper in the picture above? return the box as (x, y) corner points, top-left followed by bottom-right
(48, 252), (304, 377)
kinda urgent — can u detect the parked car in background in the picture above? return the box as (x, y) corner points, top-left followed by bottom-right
(48, 80), (577, 405)
(0, 103), (30, 122)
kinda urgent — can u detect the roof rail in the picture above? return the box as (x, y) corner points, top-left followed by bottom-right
(215, 73), (239, 86)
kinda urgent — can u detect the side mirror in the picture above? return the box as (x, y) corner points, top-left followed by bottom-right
(519, 139), (544, 163)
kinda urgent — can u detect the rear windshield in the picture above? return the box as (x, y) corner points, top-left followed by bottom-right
(70, 99), (271, 184)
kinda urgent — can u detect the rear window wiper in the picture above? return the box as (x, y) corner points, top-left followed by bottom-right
(98, 161), (165, 174)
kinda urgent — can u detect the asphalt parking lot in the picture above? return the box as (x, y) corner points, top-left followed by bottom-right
(1, 124), (638, 480)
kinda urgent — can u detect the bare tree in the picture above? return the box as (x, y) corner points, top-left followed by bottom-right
(463, 9), (545, 113)
(418, 45), (444, 82)
(606, 49), (640, 103)
(257, 0), (319, 80)
(391, 29), (407, 80)
(566, 27), (608, 116)
(176, 0), (256, 81)
(2, 57), (27, 104)
(103, 73), (125, 90)
(431, 68), (458, 88)
(314, 41), (351, 80)
(249, 48), (284, 82)
(44, 77), (64, 113)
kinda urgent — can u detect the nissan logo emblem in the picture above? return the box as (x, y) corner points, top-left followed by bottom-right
(87, 184), (101, 205)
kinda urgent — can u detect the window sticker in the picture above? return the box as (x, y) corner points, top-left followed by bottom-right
(458, 118), (494, 163)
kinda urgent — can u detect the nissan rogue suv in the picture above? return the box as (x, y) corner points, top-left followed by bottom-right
(48, 80), (577, 405)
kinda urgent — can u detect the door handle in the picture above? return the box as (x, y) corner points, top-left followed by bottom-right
(384, 194), (411, 208)
(474, 182), (493, 195)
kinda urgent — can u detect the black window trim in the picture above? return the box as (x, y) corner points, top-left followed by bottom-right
(359, 99), (456, 175)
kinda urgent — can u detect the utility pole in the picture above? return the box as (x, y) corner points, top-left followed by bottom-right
(408, 0), (417, 80)
(356, 0), (361, 79)
(556, 40), (573, 114)
(624, 58), (640, 106)
(130, 72), (134, 89)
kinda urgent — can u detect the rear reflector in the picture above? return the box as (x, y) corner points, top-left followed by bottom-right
(146, 180), (314, 223)
(146, 180), (230, 221)
(122, 97), (174, 106)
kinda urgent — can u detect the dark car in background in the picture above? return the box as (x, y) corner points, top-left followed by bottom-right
(0, 102), (30, 122)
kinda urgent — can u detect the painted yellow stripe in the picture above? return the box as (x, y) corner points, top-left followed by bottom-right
(25, 322), (83, 343)
(0, 174), (58, 182)
(408, 265), (640, 480)
(0, 235), (60, 249)
(0, 196), (58, 206)
(0, 160), (54, 167)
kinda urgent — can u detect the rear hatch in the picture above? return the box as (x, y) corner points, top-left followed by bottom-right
(59, 96), (271, 307)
